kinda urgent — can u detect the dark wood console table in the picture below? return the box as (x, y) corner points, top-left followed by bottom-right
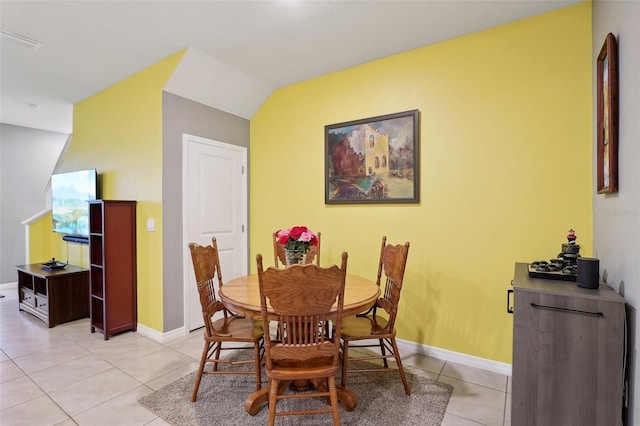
(17, 263), (89, 328)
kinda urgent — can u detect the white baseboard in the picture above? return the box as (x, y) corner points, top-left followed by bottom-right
(137, 323), (187, 344)
(395, 337), (512, 377)
(138, 324), (512, 377)
(0, 282), (17, 291)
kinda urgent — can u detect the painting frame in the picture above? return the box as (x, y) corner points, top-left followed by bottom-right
(325, 109), (419, 204)
(596, 32), (618, 194)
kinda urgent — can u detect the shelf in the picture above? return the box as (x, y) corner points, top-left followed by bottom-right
(91, 321), (104, 332)
(18, 271), (33, 290)
(34, 277), (46, 295)
(89, 203), (103, 234)
(89, 235), (103, 266)
(90, 268), (104, 297)
(90, 297), (104, 332)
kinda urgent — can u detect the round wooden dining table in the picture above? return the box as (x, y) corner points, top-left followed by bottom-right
(219, 273), (380, 415)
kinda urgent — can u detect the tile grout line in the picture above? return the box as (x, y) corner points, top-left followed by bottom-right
(1, 357), (80, 425)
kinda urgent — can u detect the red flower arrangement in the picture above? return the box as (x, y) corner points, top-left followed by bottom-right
(276, 226), (318, 253)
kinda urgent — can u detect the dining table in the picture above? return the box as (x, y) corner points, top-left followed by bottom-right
(219, 272), (380, 415)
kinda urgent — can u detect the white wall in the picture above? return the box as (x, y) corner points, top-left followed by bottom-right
(592, 1), (640, 424)
(0, 124), (67, 283)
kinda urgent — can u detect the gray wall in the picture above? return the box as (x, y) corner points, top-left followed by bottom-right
(0, 124), (67, 283)
(161, 92), (250, 332)
(592, 1), (640, 424)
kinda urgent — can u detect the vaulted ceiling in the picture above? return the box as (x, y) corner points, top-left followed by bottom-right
(0, 0), (581, 134)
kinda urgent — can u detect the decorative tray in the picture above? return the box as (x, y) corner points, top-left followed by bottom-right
(41, 261), (67, 271)
(528, 264), (576, 282)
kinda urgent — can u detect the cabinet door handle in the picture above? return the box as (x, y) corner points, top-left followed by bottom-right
(530, 302), (603, 317)
(506, 289), (514, 314)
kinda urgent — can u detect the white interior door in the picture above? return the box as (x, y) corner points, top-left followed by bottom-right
(183, 134), (248, 332)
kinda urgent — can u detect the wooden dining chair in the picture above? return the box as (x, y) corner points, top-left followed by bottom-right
(339, 236), (411, 395)
(256, 252), (348, 426)
(273, 231), (321, 267)
(188, 238), (264, 402)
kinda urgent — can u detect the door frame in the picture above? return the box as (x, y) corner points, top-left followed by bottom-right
(181, 133), (248, 332)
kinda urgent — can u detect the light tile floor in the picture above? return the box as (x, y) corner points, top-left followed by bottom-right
(0, 289), (511, 425)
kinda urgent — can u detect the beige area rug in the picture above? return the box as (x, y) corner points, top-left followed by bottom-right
(139, 352), (453, 425)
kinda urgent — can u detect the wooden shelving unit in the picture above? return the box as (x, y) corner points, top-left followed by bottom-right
(89, 200), (137, 340)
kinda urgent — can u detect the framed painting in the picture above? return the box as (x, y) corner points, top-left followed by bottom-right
(596, 32), (618, 194)
(325, 109), (419, 204)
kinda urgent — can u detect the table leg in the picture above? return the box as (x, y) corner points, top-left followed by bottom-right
(311, 378), (358, 411)
(244, 380), (289, 415)
(290, 379), (313, 391)
(243, 378), (358, 415)
(337, 385), (358, 411)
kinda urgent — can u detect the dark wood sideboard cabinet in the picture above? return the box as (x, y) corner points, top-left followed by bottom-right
(89, 200), (137, 340)
(511, 262), (625, 426)
(17, 264), (89, 327)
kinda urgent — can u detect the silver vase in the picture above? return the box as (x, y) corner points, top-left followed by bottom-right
(284, 248), (307, 267)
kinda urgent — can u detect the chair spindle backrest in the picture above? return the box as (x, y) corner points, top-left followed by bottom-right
(188, 238), (229, 336)
(375, 236), (410, 331)
(257, 252), (347, 368)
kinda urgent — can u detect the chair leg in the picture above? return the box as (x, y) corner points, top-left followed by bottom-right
(380, 338), (389, 368)
(340, 339), (350, 388)
(253, 341), (262, 391)
(268, 379), (279, 426)
(390, 337), (410, 395)
(212, 342), (222, 372)
(328, 376), (341, 425)
(191, 341), (211, 402)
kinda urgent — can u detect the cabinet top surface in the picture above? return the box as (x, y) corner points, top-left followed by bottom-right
(89, 200), (137, 205)
(513, 262), (624, 303)
(17, 264), (89, 277)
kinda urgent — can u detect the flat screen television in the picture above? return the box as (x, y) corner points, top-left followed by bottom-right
(51, 169), (98, 243)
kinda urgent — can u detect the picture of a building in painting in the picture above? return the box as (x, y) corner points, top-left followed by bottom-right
(331, 124), (389, 178)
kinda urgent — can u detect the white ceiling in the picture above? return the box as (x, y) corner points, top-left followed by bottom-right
(0, 0), (581, 134)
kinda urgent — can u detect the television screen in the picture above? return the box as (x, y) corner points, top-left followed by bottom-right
(51, 169), (97, 241)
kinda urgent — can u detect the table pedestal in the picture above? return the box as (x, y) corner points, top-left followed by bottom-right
(243, 378), (358, 415)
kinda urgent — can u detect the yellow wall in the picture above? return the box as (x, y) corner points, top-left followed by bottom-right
(28, 213), (56, 264)
(48, 51), (185, 332)
(29, 213), (92, 267)
(250, 4), (592, 363)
